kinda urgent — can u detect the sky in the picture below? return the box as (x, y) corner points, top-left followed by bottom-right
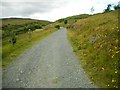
(1, 0), (120, 21)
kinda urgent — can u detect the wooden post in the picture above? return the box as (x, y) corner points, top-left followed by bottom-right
(28, 29), (32, 39)
(10, 30), (16, 46)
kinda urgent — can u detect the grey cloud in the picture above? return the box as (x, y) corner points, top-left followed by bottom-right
(1, 0), (66, 17)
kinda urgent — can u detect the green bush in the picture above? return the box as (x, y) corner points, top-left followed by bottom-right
(64, 20), (68, 24)
(55, 25), (60, 29)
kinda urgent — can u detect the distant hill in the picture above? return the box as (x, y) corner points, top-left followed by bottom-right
(56, 14), (91, 23)
(66, 14), (91, 20)
(1, 18), (51, 38)
(1, 18), (50, 27)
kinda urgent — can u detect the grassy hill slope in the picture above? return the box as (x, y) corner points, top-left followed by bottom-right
(2, 18), (57, 68)
(66, 10), (119, 88)
(1, 18), (51, 38)
(1, 18), (50, 27)
(56, 14), (91, 24)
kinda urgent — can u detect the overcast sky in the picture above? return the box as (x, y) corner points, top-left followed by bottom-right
(1, 0), (119, 21)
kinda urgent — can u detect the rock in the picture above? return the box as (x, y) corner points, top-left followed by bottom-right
(20, 71), (23, 74)
(16, 78), (20, 82)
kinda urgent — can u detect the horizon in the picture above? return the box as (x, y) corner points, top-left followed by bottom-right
(1, 0), (119, 22)
(1, 13), (91, 22)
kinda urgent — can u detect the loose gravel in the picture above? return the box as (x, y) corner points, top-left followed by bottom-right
(3, 28), (97, 88)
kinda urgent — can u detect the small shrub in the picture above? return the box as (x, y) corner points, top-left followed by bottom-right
(64, 20), (68, 24)
(55, 25), (60, 29)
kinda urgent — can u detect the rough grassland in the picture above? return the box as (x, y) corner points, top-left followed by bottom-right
(67, 10), (119, 88)
(2, 24), (57, 68)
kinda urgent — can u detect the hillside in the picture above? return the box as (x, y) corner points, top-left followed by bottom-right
(1, 18), (50, 27)
(63, 10), (119, 88)
(56, 14), (91, 24)
(2, 18), (57, 68)
(1, 18), (51, 38)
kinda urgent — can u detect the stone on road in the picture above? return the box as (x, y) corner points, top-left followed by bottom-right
(3, 28), (97, 88)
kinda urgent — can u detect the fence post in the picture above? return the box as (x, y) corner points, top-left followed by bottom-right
(10, 30), (16, 46)
(28, 29), (32, 39)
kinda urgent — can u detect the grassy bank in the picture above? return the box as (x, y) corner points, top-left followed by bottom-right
(2, 24), (57, 68)
(67, 10), (119, 88)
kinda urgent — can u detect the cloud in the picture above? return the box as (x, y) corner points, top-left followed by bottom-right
(2, 1), (59, 17)
(1, 0), (72, 18)
(1, 0), (120, 21)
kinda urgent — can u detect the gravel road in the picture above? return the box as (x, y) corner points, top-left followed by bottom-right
(3, 28), (97, 88)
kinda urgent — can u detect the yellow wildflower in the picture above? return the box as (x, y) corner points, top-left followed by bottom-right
(101, 67), (105, 70)
(112, 54), (114, 58)
(115, 47), (117, 50)
(115, 71), (117, 74)
(112, 79), (116, 83)
(116, 51), (119, 54)
(109, 49), (111, 52)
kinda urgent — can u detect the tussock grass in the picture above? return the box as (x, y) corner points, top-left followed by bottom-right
(2, 24), (57, 68)
(67, 10), (119, 88)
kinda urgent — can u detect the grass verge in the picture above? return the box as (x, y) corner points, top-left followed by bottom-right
(67, 10), (119, 88)
(2, 26), (57, 68)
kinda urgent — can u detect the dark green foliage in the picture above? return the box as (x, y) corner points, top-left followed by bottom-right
(55, 25), (60, 29)
(104, 4), (112, 12)
(10, 31), (17, 46)
(57, 19), (64, 23)
(64, 20), (68, 24)
(114, 5), (120, 10)
(34, 24), (42, 29)
(2, 18), (50, 38)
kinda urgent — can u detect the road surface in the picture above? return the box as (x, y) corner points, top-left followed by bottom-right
(3, 28), (97, 88)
